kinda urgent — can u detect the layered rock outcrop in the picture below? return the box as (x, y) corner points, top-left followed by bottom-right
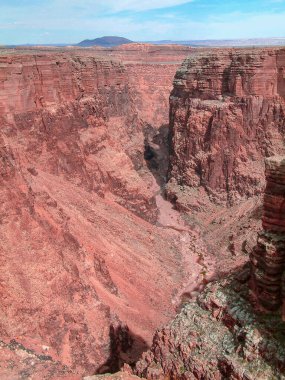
(0, 53), (157, 220)
(167, 48), (285, 207)
(250, 156), (285, 313)
(135, 266), (285, 380)
(0, 48), (195, 378)
(0, 54), (127, 114)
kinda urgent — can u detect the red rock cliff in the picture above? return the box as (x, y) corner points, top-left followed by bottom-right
(250, 156), (285, 313)
(0, 50), (191, 378)
(168, 48), (285, 206)
(0, 52), (159, 221)
(0, 54), (127, 115)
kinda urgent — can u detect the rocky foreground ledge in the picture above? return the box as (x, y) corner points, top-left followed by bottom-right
(134, 265), (285, 380)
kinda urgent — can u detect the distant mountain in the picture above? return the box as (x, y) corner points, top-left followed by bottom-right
(77, 36), (133, 47)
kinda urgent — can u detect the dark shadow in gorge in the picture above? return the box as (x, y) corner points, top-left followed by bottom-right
(96, 324), (149, 374)
(144, 123), (170, 190)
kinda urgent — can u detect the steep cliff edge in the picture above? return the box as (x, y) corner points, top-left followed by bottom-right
(0, 50), (197, 378)
(3, 45), (285, 379)
(167, 48), (285, 207)
(131, 49), (285, 379)
(135, 265), (285, 380)
(250, 156), (285, 314)
(165, 48), (285, 271)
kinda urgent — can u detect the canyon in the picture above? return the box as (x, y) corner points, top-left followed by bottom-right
(0, 44), (285, 379)
(135, 156), (285, 380)
(0, 44), (197, 379)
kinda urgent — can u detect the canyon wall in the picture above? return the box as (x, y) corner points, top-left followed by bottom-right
(0, 48), (193, 378)
(131, 50), (285, 380)
(4, 45), (285, 379)
(167, 48), (285, 208)
(0, 53), (158, 221)
(0, 54), (128, 115)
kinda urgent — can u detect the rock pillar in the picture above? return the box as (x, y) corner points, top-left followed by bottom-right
(251, 156), (285, 315)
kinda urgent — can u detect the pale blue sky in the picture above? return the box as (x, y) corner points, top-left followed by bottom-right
(0, 0), (285, 44)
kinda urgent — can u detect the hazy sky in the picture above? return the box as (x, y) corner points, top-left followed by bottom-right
(1, 0), (285, 44)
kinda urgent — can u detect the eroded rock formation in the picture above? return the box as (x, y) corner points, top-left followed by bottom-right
(134, 266), (285, 380)
(0, 47), (194, 378)
(131, 48), (285, 379)
(132, 160), (285, 379)
(167, 48), (285, 208)
(250, 156), (285, 313)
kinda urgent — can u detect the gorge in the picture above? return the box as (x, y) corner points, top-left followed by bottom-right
(1, 44), (285, 379)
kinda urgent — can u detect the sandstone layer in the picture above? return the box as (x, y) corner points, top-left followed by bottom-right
(131, 49), (285, 380)
(167, 48), (285, 207)
(2, 44), (285, 380)
(133, 156), (285, 380)
(250, 156), (285, 313)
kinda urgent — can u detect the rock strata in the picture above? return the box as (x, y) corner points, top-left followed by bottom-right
(3, 45), (285, 379)
(0, 53), (158, 221)
(135, 267), (285, 379)
(0, 48), (194, 378)
(168, 48), (285, 207)
(250, 156), (285, 313)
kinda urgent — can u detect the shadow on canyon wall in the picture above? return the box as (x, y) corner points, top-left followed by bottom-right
(96, 324), (149, 374)
(144, 123), (170, 190)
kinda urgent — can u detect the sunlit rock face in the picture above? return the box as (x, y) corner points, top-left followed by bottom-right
(168, 48), (285, 207)
(2, 44), (285, 380)
(131, 47), (285, 378)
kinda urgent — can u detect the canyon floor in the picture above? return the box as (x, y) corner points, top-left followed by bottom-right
(0, 44), (285, 379)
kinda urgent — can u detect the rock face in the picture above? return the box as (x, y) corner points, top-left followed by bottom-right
(92, 43), (193, 129)
(0, 53), (158, 221)
(167, 48), (285, 207)
(132, 155), (285, 380)
(135, 266), (285, 380)
(250, 156), (285, 313)
(131, 47), (285, 379)
(0, 339), (77, 380)
(0, 48), (194, 378)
